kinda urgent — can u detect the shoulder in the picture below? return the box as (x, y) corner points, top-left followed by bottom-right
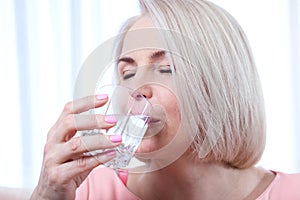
(75, 166), (139, 200)
(258, 171), (300, 200)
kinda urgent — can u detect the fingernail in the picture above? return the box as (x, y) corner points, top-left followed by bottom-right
(105, 115), (117, 124)
(110, 135), (122, 143)
(106, 149), (116, 156)
(96, 94), (108, 100)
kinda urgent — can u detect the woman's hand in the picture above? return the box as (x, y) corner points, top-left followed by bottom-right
(30, 94), (120, 200)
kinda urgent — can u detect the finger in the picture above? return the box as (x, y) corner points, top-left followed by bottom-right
(55, 134), (122, 163)
(46, 150), (116, 188)
(47, 94), (109, 141)
(58, 94), (109, 122)
(52, 114), (117, 142)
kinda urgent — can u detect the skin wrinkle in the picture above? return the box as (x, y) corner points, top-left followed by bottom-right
(70, 137), (82, 151)
(77, 157), (86, 168)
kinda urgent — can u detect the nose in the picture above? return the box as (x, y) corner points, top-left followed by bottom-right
(133, 85), (153, 100)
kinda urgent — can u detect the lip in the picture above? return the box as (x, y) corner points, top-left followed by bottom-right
(148, 117), (161, 124)
(147, 117), (165, 134)
(144, 117), (164, 138)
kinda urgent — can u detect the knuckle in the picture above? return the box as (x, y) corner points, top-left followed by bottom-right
(43, 145), (57, 166)
(43, 142), (54, 156)
(62, 115), (76, 130)
(63, 101), (74, 113)
(47, 167), (70, 187)
(77, 157), (87, 168)
(67, 136), (83, 152)
(44, 155), (55, 168)
(48, 168), (61, 185)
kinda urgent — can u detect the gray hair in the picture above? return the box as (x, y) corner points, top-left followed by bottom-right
(113, 0), (266, 168)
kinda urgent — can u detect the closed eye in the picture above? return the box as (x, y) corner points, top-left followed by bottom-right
(122, 71), (136, 80)
(158, 65), (172, 74)
(159, 69), (172, 73)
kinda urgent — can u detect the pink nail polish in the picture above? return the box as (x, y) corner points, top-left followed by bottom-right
(96, 94), (108, 100)
(106, 149), (116, 156)
(110, 135), (122, 143)
(105, 115), (117, 124)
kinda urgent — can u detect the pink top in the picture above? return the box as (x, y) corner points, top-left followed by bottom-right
(76, 166), (300, 200)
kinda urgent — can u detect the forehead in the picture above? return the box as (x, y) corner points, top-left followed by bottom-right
(121, 16), (166, 56)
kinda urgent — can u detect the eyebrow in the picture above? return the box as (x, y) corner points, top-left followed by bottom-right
(117, 50), (166, 65)
(150, 50), (166, 60)
(117, 57), (135, 65)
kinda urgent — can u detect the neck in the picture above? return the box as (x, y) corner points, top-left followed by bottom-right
(127, 156), (274, 200)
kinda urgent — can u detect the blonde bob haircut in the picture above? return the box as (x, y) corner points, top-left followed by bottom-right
(113, 0), (266, 169)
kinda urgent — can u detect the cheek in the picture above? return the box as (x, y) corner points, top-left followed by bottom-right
(163, 96), (181, 129)
(136, 94), (181, 154)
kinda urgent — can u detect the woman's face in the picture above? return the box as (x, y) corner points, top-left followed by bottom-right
(116, 16), (181, 154)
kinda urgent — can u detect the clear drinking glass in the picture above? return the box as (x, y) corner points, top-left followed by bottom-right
(83, 85), (154, 169)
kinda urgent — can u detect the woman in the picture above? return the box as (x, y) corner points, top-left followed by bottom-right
(30, 0), (300, 199)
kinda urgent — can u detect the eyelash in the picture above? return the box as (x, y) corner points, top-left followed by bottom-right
(122, 65), (172, 80)
(159, 69), (172, 73)
(123, 73), (135, 80)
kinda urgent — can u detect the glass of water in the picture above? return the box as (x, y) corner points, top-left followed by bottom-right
(83, 85), (156, 169)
